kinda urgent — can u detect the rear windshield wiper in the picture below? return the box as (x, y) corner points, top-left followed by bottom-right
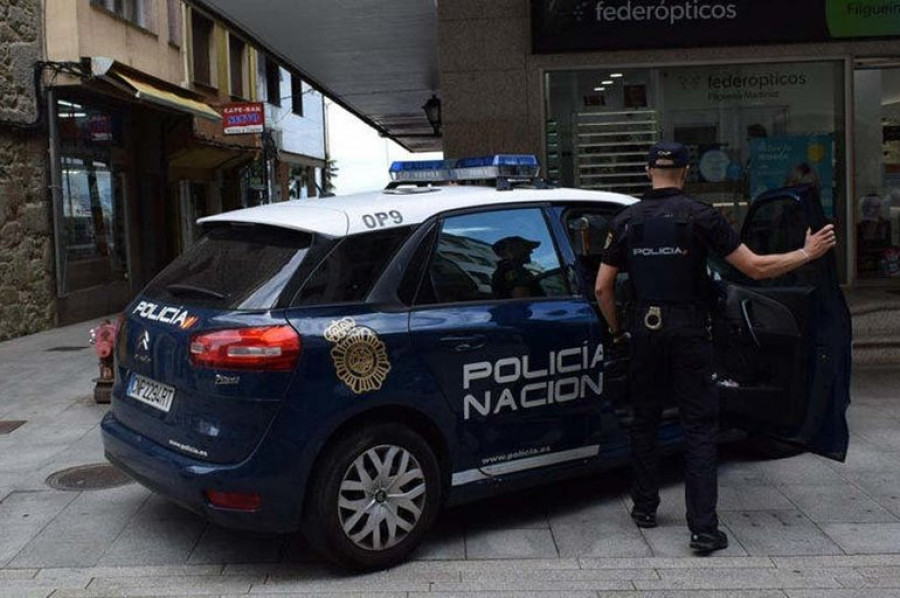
(166, 283), (226, 300)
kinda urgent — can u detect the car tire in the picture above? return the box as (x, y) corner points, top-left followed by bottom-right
(302, 421), (442, 571)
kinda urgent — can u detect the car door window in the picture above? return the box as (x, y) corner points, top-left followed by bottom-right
(743, 197), (807, 255)
(419, 208), (570, 305)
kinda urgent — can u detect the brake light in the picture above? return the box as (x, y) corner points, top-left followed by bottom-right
(189, 325), (301, 371)
(205, 490), (262, 511)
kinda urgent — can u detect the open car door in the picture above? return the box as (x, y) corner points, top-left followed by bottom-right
(714, 185), (851, 461)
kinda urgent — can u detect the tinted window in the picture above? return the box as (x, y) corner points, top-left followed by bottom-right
(144, 224), (313, 310)
(562, 206), (620, 296)
(294, 227), (413, 306)
(743, 197), (808, 255)
(420, 208), (569, 305)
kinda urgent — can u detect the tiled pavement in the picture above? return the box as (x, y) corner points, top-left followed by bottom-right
(2, 320), (900, 597)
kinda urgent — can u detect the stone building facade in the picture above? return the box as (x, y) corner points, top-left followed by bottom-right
(0, 0), (54, 341)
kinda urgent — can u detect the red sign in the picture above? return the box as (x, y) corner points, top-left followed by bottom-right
(222, 102), (265, 135)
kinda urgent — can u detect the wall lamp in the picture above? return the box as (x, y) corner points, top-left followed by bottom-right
(422, 94), (442, 136)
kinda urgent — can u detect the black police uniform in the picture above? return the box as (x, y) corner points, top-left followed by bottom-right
(602, 187), (740, 535)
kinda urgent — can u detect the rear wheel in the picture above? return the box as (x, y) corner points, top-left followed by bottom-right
(303, 422), (442, 570)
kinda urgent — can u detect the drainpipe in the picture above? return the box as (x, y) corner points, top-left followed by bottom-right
(46, 88), (67, 300)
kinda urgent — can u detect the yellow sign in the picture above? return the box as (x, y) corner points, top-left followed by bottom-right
(324, 318), (392, 395)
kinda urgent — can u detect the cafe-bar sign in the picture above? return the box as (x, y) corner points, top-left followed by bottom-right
(532, 0), (900, 53)
(222, 102), (264, 135)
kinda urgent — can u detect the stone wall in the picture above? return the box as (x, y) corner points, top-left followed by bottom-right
(0, 0), (54, 341)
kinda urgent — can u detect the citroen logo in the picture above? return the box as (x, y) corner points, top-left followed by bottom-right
(138, 330), (150, 352)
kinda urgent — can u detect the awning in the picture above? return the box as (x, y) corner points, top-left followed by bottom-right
(189, 0), (440, 151)
(116, 74), (221, 122)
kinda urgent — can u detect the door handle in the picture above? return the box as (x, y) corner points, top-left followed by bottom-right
(740, 299), (761, 348)
(439, 334), (487, 352)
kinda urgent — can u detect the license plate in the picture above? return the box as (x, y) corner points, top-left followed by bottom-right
(126, 374), (175, 413)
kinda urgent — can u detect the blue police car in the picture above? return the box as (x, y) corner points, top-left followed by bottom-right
(102, 155), (851, 570)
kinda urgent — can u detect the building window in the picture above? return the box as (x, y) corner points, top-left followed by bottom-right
(94, 0), (155, 31)
(190, 11), (214, 86)
(228, 34), (247, 99)
(167, 0), (182, 46)
(291, 73), (304, 116)
(854, 63), (900, 281)
(265, 58), (281, 107)
(55, 98), (129, 294)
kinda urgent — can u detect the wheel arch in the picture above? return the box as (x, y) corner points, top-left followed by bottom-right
(301, 403), (454, 519)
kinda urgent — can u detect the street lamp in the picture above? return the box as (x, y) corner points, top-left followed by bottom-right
(422, 94), (442, 136)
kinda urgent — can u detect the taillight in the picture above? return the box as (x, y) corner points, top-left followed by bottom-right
(189, 325), (301, 371)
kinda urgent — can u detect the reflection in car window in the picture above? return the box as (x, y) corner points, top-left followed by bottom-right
(422, 208), (569, 304)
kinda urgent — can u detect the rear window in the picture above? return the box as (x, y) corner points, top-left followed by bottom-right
(144, 224), (314, 310)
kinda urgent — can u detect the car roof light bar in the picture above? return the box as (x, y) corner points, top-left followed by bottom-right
(388, 155), (542, 185)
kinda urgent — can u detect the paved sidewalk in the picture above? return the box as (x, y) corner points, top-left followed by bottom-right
(1, 320), (900, 597)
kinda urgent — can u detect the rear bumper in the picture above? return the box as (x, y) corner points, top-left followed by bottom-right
(101, 412), (306, 534)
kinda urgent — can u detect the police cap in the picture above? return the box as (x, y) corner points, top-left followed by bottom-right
(492, 236), (541, 254)
(648, 142), (690, 169)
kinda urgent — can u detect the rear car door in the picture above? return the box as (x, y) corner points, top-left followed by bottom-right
(408, 207), (605, 484)
(714, 185), (851, 461)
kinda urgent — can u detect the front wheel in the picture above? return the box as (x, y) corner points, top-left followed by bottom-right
(302, 422), (442, 570)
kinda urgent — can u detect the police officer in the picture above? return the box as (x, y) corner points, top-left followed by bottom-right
(594, 142), (836, 553)
(491, 236), (546, 299)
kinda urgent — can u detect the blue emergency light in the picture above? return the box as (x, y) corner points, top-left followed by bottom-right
(389, 154), (541, 183)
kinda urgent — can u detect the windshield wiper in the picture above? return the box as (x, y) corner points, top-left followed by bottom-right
(166, 283), (226, 300)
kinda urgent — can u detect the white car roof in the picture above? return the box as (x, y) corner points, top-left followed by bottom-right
(198, 185), (638, 237)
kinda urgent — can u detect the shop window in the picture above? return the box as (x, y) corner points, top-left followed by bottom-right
(265, 57), (281, 107)
(167, 0), (182, 46)
(854, 63), (900, 280)
(55, 99), (128, 295)
(228, 34), (247, 99)
(93, 0), (155, 31)
(291, 73), (304, 117)
(418, 209), (569, 305)
(190, 11), (214, 87)
(544, 61), (846, 240)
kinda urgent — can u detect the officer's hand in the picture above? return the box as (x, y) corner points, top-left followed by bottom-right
(803, 224), (837, 260)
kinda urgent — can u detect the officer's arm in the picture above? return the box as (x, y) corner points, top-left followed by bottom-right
(595, 263), (621, 334)
(724, 224), (837, 280)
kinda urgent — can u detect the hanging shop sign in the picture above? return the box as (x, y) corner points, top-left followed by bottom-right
(222, 102), (265, 135)
(532, 0), (900, 53)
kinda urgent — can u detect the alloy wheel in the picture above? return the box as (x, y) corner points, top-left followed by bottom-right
(337, 444), (427, 551)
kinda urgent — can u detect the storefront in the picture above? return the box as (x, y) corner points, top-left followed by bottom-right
(439, 0), (900, 286)
(531, 0), (900, 286)
(48, 77), (224, 324)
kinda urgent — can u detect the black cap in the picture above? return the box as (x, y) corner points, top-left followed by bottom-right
(492, 236), (540, 254)
(648, 142), (690, 169)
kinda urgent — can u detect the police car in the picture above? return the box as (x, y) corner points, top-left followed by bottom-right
(102, 155), (851, 570)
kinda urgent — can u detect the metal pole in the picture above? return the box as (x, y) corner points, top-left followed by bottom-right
(261, 128), (270, 203)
